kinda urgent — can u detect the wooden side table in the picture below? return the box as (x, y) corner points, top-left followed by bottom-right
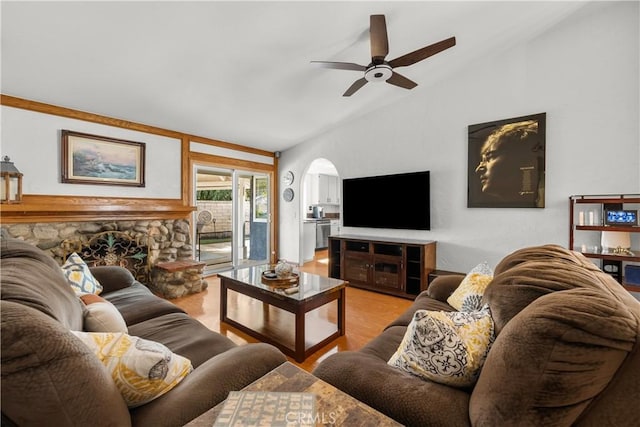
(184, 362), (402, 426)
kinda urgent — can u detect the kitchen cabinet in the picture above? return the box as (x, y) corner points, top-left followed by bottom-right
(302, 221), (316, 263)
(307, 174), (340, 205)
(329, 235), (436, 299)
(330, 220), (340, 236)
(318, 174), (340, 204)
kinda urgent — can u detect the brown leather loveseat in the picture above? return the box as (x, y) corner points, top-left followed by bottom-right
(314, 245), (640, 426)
(1, 237), (286, 426)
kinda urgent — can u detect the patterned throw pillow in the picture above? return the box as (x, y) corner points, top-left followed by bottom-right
(71, 331), (193, 408)
(80, 294), (128, 333)
(62, 252), (103, 295)
(447, 262), (493, 311)
(388, 306), (494, 388)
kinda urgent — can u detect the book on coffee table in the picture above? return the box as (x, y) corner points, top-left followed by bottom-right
(213, 391), (316, 427)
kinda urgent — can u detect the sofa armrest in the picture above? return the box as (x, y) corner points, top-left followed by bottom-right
(89, 266), (136, 294)
(130, 343), (286, 427)
(427, 274), (465, 302)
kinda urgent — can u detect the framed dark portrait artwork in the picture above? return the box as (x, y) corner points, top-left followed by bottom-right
(467, 113), (546, 208)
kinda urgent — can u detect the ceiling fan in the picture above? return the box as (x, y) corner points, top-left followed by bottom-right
(312, 14), (456, 97)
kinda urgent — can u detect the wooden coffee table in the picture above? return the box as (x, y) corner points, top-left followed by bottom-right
(184, 362), (402, 426)
(219, 265), (346, 362)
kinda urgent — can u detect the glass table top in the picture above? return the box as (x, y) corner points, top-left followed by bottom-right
(218, 264), (345, 301)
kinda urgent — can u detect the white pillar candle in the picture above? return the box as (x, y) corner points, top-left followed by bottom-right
(589, 211), (594, 225)
(578, 211), (584, 225)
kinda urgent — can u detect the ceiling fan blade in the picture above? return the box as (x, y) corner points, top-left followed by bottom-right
(386, 71), (418, 90)
(343, 77), (368, 97)
(388, 36), (456, 68)
(310, 61), (366, 71)
(370, 15), (389, 62)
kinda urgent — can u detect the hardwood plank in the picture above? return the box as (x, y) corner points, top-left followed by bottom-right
(171, 251), (413, 372)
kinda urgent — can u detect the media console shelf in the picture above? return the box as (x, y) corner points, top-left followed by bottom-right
(328, 235), (436, 299)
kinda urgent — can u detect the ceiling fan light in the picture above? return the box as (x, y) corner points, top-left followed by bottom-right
(364, 64), (392, 83)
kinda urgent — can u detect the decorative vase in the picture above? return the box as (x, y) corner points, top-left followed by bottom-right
(274, 259), (293, 278)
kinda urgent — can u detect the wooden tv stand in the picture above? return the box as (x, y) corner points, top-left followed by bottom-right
(328, 234), (436, 299)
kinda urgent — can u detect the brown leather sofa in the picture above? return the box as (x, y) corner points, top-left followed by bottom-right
(313, 245), (640, 426)
(1, 237), (286, 426)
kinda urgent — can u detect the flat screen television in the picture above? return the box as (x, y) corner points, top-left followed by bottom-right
(342, 171), (430, 230)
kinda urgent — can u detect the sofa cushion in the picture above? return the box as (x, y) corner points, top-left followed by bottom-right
(80, 294), (128, 333)
(447, 262), (493, 311)
(71, 330), (193, 408)
(470, 287), (637, 426)
(129, 343), (287, 427)
(386, 290), (455, 329)
(0, 238), (84, 330)
(314, 327), (472, 427)
(62, 252), (103, 295)
(1, 301), (131, 426)
(128, 312), (238, 368)
(483, 245), (614, 334)
(388, 306), (494, 388)
(90, 265), (138, 293)
(103, 282), (185, 326)
(493, 244), (583, 275)
(426, 274), (465, 302)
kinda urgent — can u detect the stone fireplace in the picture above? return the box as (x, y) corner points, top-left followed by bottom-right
(1, 218), (207, 298)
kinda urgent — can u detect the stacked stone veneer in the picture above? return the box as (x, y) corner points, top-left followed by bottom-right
(150, 261), (208, 299)
(1, 219), (206, 298)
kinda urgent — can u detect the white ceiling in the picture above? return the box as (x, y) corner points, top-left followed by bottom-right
(1, 1), (588, 153)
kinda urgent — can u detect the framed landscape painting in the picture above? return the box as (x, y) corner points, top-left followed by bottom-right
(61, 130), (146, 187)
(467, 113), (546, 208)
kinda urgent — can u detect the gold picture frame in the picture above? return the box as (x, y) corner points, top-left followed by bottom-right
(61, 130), (145, 187)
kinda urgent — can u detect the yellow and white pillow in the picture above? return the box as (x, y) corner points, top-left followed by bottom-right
(388, 306), (494, 388)
(71, 331), (192, 407)
(447, 262), (493, 311)
(62, 253), (103, 295)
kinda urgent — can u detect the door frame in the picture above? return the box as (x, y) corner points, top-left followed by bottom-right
(189, 154), (276, 272)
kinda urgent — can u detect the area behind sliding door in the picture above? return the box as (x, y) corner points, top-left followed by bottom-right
(194, 165), (270, 274)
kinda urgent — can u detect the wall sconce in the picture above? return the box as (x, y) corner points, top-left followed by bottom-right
(0, 156), (23, 204)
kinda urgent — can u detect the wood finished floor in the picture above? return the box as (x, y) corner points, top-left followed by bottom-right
(171, 250), (413, 372)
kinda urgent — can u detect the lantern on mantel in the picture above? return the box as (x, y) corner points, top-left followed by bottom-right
(0, 156), (23, 204)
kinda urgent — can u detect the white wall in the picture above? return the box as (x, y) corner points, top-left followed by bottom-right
(279, 1), (640, 272)
(1, 106), (182, 198)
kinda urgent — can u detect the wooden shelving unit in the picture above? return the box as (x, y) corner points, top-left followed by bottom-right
(569, 194), (640, 292)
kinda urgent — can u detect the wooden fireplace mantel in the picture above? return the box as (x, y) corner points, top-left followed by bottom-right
(0, 194), (194, 223)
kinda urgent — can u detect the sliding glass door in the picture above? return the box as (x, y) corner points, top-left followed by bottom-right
(194, 165), (270, 273)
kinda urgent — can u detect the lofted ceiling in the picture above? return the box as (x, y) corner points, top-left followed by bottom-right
(1, 1), (588, 153)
